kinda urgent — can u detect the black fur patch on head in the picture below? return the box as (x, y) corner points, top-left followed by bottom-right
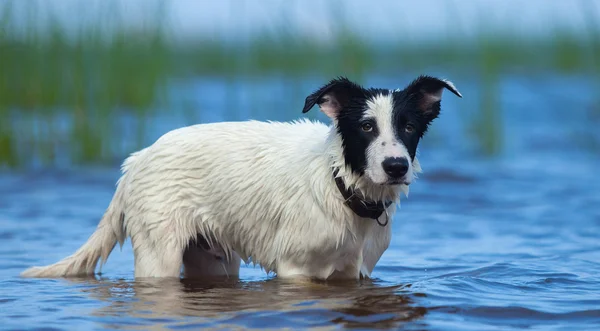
(302, 77), (365, 116)
(389, 75), (462, 160)
(302, 75), (461, 176)
(390, 91), (430, 160)
(303, 77), (377, 174)
(335, 89), (385, 175)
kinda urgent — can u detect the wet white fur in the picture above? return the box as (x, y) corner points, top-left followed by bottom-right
(363, 94), (413, 185)
(21, 108), (421, 280)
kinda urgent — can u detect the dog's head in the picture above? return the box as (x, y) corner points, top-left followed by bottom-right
(303, 75), (461, 186)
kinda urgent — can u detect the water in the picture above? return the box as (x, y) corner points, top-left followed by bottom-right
(1, 75), (600, 330)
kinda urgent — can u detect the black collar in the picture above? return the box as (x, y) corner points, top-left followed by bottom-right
(333, 168), (393, 226)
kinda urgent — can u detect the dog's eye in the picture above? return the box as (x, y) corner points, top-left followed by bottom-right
(361, 123), (373, 132)
(405, 124), (415, 134)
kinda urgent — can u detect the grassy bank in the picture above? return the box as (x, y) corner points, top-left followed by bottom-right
(1, 1), (599, 167)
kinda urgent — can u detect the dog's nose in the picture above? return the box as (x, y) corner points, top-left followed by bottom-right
(382, 157), (409, 178)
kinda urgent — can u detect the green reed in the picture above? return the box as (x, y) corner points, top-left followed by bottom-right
(1, 0), (599, 167)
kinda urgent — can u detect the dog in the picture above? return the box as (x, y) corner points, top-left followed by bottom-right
(21, 75), (461, 280)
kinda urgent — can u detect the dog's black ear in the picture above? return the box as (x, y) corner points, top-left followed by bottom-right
(404, 75), (462, 119)
(302, 77), (364, 119)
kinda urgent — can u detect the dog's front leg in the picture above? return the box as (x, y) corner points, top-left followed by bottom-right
(360, 221), (392, 279)
(327, 251), (364, 280)
(276, 260), (337, 280)
(276, 252), (364, 280)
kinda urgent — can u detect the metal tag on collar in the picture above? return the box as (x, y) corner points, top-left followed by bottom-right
(375, 209), (389, 227)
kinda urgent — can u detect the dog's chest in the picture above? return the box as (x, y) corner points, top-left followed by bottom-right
(276, 219), (376, 279)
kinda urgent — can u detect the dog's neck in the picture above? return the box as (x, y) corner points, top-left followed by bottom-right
(332, 167), (393, 225)
(324, 126), (418, 204)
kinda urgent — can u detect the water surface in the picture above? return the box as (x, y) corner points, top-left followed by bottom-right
(1, 75), (599, 330)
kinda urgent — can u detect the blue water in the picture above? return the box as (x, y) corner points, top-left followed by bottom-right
(1, 74), (600, 330)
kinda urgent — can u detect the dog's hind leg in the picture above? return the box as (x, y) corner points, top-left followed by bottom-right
(130, 231), (185, 278)
(183, 236), (241, 279)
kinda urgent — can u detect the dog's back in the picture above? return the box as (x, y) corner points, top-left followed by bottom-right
(22, 119), (341, 277)
(121, 119), (342, 272)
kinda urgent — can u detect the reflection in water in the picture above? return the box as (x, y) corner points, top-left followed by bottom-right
(68, 277), (427, 329)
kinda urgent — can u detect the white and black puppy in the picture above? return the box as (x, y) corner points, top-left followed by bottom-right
(22, 75), (461, 280)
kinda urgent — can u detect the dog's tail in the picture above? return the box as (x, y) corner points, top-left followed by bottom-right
(20, 151), (143, 278)
(20, 184), (126, 278)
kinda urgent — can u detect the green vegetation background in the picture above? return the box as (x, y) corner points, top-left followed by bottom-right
(1, 0), (599, 167)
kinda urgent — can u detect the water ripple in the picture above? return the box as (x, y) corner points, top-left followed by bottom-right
(1, 107), (600, 330)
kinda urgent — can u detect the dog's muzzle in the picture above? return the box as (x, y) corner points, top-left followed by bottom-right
(382, 157), (409, 179)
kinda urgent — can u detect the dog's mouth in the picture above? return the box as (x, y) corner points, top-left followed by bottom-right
(384, 179), (410, 186)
